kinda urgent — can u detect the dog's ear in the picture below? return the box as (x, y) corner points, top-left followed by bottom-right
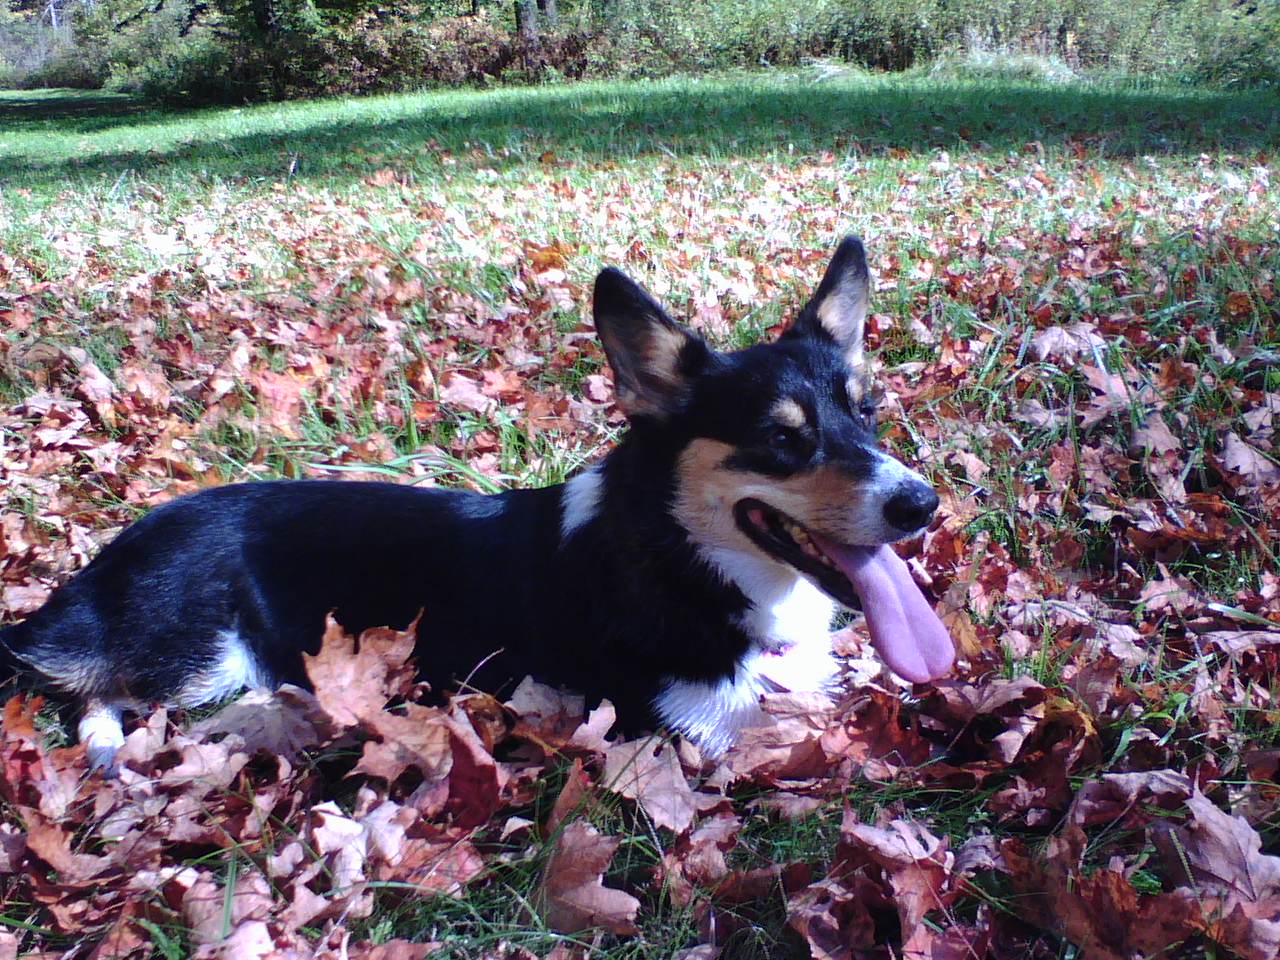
(788, 236), (870, 368)
(593, 267), (711, 419)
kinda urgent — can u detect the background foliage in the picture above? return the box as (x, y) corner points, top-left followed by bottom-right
(2, 0), (1279, 103)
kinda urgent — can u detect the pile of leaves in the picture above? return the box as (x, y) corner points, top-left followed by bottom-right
(1, 88), (1279, 955)
(3, 611), (1279, 958)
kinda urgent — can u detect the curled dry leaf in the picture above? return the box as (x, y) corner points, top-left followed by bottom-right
(787, 874), (883, 960)
(1029, 323), (1105, 363)
(1068, 769), (1193, 828)
(1150, 791), (1280, 960)
(657, 812), (741, 906)
(505, 675), (588, 751)
(546, 758), (595, 834)
(346, 940), (444, 960)
(901, 920), (992, 960)
(722, 691), (835, 784)
(357, 703), (504, 828)
(1221, 431), (1280, 487)
(1003, 825), (1207, 960)
(187, 684), (332, 759)
(837, 812), (956, 938)
(181, 869), (275, 945)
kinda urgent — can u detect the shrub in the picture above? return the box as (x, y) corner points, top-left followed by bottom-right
(928, 44), (1080, 86)
(1183, 1), (1280, 88)
(0, 8), (105, 88)
(324, 11), (519, 92)
(20, 48), (107, 88)
(106, 29), (270, 105)
(7, 0), (1278, 103)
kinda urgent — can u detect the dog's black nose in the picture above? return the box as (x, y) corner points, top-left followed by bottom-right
(884, 483), (939, 532)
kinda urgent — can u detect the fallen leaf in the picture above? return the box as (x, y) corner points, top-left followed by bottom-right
(1222, 432), (1280, 486)
(187, 685), (331, 758)
(602, 737), (696, 834)
(535, 821), (640, 935)
(303, 617), (418, 729)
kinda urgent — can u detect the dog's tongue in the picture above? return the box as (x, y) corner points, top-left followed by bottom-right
(813, 537), (955, 683)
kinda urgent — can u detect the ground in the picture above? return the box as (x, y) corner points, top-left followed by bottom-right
(0, 70), (1278, 959)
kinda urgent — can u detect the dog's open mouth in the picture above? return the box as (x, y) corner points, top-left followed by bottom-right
(733, 498), (955, 683)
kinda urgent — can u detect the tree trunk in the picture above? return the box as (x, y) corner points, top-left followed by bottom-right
(537, 0), (557, 31)
(515, 0), (538, 43)
(250, 0), (280, 38)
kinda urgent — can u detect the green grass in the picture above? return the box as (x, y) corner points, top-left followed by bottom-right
(1, 69), (1278, 959)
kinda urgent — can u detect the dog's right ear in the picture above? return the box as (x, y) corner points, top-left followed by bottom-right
(593, 268), (712, 420)
(787, 236), (870, 369)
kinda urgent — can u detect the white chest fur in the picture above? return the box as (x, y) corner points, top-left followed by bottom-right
(653, 571), (840, 757)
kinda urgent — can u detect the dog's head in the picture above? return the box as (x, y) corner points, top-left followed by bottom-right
(592, 237), (954, 683)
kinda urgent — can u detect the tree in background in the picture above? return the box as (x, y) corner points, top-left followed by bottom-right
(1, 0), (1276, 100)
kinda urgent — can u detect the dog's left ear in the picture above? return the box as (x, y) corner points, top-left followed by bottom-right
(788, 236), (870, 368)
(593, 267), (712, 420)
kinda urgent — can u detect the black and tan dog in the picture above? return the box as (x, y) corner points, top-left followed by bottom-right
(0, 237), (954, 767)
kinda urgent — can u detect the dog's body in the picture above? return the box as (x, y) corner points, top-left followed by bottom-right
(1, 238), (954, 767)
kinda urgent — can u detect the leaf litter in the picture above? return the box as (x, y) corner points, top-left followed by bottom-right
(1, 105), (1279, 959)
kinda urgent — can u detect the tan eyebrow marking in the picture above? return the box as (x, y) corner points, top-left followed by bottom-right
(769, 398), (807, 428)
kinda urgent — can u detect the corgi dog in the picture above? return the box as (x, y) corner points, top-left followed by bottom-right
(0, 237), (954, 768)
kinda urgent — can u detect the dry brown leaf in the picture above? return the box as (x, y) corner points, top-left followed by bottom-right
(568, 700), (616, 753)
(787, 874), (880, 960)
(658, 812), (740, 906)
(838, 813), (955, 937)
(602, 737), (696, 834)
(535, 821), (640, 935)
(547, 758), (595, 834)
(1153, 791), (1280, 903)
(187, 685), (331, 758)
(1222, 432), (1280, 487)
(721, 691), (834, 783)
(440, 371), (497, 414)
(1029, 323), (1105, 363)
(1003, 826), (1206, 960)
(347, 940), (444, 960)
(251, 369), (307, 438)
(303, 617), (417, 728)
(1132, 412), (1181, 454)
(1068, 770), (1192, 828)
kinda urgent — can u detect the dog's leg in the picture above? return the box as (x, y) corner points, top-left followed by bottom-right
(78, 698), (125, 772)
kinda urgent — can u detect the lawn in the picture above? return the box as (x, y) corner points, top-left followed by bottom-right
(1, 69), (1278, 959)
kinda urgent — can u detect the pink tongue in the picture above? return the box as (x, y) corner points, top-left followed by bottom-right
(813, 538), (955, 683)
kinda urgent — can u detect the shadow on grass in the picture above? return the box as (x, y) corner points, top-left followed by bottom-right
(3, 75), (1279, 189)
(0, 88), (150, 130)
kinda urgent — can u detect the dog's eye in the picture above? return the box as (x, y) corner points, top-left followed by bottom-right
(858, 400), (878, 420)
(768, 427), (803, 451)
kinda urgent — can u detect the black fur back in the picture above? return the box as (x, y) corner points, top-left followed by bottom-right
(5, 455), (754, 728)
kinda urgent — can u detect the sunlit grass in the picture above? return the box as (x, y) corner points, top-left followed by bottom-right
(1, 70), (1278, 957)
